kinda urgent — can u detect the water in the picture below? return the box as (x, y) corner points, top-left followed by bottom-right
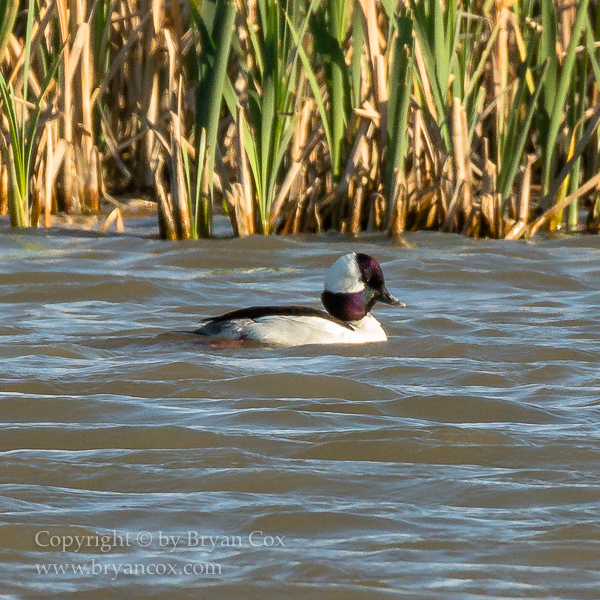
(1, 220), (600, 599)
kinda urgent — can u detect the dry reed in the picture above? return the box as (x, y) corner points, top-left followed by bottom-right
(0, 0), (600, 240)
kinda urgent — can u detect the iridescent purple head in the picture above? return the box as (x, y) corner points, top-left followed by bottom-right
(321, 253), (406, 322)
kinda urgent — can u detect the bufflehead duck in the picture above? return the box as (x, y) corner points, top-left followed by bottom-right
(195, 252), (405, 346)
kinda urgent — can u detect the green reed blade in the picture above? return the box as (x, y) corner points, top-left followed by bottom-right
(463, 19), (501, 109)
(497, 37), (550, 190)
(539, 0), (557, 119)
(0, 78), (26, 225)
(0, 0), (18, 63)
(496, 39), (538, 196)
(284, 10), (334, 174)
(192, 0), (236, 195)
(181, 145), (195, 239)
(410, 0), (452, 152)
(467, 86), (485, 147)
(267, 113), (299, 210)
(243, 2), (265, 77)
(379, 0), (396, 20)
(189, 2), (237, 118)
(0, 0), (49, 228)
(21, 0), (36, 150)
(567, 49), (588, 232)
(542, 0), (590, 197)
(310, 0), (351, 181)
(256, 0), (268, 33)
(326, 0), (351, 174)
(258, 3), (277, 227)
(0, 78), (22, 169)
(351, 0), (364, 109)
(241, 109), (262, 205)
(195, 127), (207, 237)
(433, 0), (447, 92)
(385, 10), (414, 200)
(584, 17), (600, 86)
(499, 60), (550, 202)
(235, 0), (316, 232)
(24, 48), (63, 190)
(448, 4), (462, 99)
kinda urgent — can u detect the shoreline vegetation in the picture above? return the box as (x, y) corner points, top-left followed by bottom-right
(0, 0), (600, 241)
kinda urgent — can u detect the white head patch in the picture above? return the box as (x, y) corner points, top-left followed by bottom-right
(324, 253), (365, 293)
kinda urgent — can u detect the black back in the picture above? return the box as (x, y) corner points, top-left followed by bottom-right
(201, 305), (354, 330)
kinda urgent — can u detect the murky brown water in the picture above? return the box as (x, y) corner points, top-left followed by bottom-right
(1, 219), (600, 599)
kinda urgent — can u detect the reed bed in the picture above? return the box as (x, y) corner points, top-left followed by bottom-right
(1, 0), (600, 240)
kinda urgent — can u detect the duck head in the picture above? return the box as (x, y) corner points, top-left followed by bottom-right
(321, 253), (406, 321)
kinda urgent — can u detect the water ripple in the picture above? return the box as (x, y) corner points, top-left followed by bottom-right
(1, 230), (600, 598)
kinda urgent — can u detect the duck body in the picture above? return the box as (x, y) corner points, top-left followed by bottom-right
(195, 253), (405, 347)
(198, 306), (388, 345)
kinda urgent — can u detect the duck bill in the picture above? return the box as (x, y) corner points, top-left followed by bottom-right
(379, 288), (406, 308)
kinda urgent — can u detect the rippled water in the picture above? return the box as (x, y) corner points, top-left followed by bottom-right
(1, 220), (600, 599)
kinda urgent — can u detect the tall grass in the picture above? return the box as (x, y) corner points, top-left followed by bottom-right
(0, 0), (61, 227)
(1, 0), (600, 239)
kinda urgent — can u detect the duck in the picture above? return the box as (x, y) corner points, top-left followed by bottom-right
(195, 252), (405, 346)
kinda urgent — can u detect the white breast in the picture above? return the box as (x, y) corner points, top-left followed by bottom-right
(205, 314), (388, 346)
